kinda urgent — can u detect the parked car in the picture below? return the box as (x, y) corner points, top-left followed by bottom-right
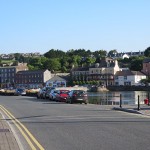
(55, 90), (70, 102)
(48, 89), (59, 101)
(14, 88), (26, 96)
(66, 90), (88, 104)
(37, 88), (46, 99)
(42, 87), (55, 99)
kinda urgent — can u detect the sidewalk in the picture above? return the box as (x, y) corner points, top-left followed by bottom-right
(113, 104), (150, 116)
(0, 113), (20, 150)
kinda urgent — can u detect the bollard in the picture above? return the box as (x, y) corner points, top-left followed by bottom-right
(120, 94), (122, 108)
(148, 93), (150, 106)
(137, 95), (140, 110)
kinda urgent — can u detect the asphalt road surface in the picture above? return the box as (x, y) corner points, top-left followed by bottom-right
(0, 95), (150, 150)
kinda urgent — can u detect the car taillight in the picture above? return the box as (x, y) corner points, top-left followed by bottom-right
(84, 94), (87, 97)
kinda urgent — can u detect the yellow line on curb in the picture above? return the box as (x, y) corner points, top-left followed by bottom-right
(0, 105), (36, 150)
(0, 105), (45, 150)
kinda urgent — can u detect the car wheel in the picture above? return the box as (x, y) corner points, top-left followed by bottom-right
(84, 100), (88, 104)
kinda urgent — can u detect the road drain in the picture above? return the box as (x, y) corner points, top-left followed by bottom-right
(0, 129), (10, 132)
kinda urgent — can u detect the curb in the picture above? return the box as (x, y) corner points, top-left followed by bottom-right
(113, 107), (142, 114)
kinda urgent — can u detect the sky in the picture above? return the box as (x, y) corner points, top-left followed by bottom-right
(0, 0), (150, 54)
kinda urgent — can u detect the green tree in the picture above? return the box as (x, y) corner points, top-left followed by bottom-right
(108, 49), (118, 57)
(93, 50), (107, 58)
(130, 56), (144, 71)
(44, 58), (61, 71)
(85, 57), (96, 66)
(44, 49), (66, 58)
(28, 57), (43, 70)
(144, 47), (150, 57)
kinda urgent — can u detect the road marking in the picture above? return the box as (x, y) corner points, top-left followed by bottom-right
(0, 105), (45, 150)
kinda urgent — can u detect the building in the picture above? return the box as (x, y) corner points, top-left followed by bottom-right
(141, 58), (150, 76)
(15, 69), (51, 88)
(109, 51), (144, 59)
(46, 75), (66, 88)
(88, 58), (120, 86)
(71, 67), (89, 81)
(115, 70), (146, 86)
(71, 58), (120, 86)
(0, 63), (28, 88)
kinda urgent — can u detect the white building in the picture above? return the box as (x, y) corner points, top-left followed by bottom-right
(46, 75), (66, 88)
(115, 70), (146, 86)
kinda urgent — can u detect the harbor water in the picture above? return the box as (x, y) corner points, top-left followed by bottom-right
(87, 91), (149, 105)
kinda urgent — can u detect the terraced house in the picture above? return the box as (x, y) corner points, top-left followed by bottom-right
(71, 58), (120, 86)
(0, 63), (28, 88)
(15, 69), (51, 89)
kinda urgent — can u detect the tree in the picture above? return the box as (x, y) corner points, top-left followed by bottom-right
(68, 55), (82, 68)
(43, 58), (61, 71)
(85, 57), (96, 66)
(44, 49), (66, 58)
(108, 49), (118, 57)
(93, 50), (107, 58)
(144, 47), (150, 57)
(28, 57), (43, 70)
(130, 56), (144, 71)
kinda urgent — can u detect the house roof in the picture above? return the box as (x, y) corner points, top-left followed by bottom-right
(143, 58), (150, 63)
(109, 51), (144, 58)
(115, 70), (146, 76)
(72, 67), (89, 71)
(17, 69), (48, 74)
(47, 75), (66, 82)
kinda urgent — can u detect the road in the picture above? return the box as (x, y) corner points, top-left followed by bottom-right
(0, 95), (150, 150)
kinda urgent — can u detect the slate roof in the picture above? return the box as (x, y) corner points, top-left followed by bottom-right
(109, 51), (144, 58)
(143, 58), (150, 63)
(47, 75), (66, 82)
(115, 70), (146, 76)
(72, 67), (89, 71)
(17, 69), (48, 74)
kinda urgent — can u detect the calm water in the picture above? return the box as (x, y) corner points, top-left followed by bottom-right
(87, 91), (149, 105)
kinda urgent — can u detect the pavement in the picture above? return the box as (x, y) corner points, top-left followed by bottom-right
(0, 104), (150, 150)
(113, 104), (150, 116)
(0, 113), (20, 150)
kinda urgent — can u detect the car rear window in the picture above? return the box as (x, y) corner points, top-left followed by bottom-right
(60, 91), (69, 94)
(74, 91), (86, 94)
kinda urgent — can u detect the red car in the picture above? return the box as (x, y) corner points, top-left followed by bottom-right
(55, 90), (70, 102)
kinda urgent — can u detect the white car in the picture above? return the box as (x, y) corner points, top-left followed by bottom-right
(37, 88), (46, 99)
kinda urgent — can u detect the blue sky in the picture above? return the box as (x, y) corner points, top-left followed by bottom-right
(0, 0), (150, 54)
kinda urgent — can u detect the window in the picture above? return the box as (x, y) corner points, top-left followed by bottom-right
(124, 76), (127, 79)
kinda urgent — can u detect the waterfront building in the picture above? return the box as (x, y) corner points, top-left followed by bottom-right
(71, 58), (120, 86)
(115, 70), (146, 86)
(15, 69), (51, 89)
(46, 75), (66, 87)
(88, 58), (120, 86)
(141, 58), (150, 77)
(0, 63), (28, 88)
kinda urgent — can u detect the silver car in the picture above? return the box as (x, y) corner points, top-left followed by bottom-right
(49, 89), (58, 101)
